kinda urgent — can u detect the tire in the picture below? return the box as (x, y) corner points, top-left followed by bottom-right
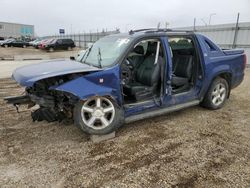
(23, 45), (27, 48)
(4, 44), (8, 48)
(201, 77), (229, 110)
(74, 96), (124, 135)
(49, 47), (54, 52)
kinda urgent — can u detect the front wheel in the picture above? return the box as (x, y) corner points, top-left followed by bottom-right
(201, 77), (229, 110)
(74, 96), (124, 135)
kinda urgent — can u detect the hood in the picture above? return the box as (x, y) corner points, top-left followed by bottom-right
(13, 59), (100, 87)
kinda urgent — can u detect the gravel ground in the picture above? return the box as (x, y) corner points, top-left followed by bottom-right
(0, 70), (250, 188)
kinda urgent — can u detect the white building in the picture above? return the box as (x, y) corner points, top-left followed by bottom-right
(0, 21), (34, 38)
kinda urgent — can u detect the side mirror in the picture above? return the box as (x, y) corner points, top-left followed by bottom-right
(70, 56), (75, 60)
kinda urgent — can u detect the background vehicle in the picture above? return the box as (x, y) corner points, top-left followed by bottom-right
(43, 38), (75, 52)
(2, 39), (30, 48)
(36, 39), (49, 49)
(5, 29), (246, 135)
(33, 39), (46, 49)
(38, 38), (55, 50)
(0, 38), (15, 47)
(29, 38), (42, 47)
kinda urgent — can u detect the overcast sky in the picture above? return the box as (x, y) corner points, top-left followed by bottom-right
(1, 0), (250, 36)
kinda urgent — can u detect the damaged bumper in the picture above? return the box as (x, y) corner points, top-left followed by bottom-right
(4, 95), (32, 106)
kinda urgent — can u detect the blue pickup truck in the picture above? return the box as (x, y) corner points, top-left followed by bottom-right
(5, 29), (247, 135)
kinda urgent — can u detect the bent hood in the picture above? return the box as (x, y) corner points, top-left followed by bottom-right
(12, 59), (100, 87)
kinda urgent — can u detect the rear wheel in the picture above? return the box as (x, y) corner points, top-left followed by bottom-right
(4, 44), (8, 48)
(74, 96), (124, 135)
(201, 77), (229, 110)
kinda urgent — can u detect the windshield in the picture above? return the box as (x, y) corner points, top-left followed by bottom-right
(76, 50), (86, 62)
(78, 36), (131, 68)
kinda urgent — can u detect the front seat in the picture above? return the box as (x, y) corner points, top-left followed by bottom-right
(172, 55), (193, 87)
(128, 45), (145, 68)
(124, 43), (162, 101)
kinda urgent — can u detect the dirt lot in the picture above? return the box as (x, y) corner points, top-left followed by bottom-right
(0, 47), (80, 60)
(0, 70), (250, 188)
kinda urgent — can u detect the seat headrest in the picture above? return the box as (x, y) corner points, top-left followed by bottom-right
(147, 42), (157, 55)
(133, 45), (144, 55)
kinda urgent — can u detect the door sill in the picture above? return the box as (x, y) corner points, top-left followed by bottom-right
(125, 100), (200, 123)
(124, 98), (160, 108)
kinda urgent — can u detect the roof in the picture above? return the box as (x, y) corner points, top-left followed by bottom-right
(0, 21), (34, 27)
(108, 28), (195, 40)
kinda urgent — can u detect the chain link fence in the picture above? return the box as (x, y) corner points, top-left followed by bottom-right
(44, 30), (120, 49)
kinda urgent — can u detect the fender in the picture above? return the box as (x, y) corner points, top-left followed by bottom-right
(51, 64), (123, 105)
(200, 63), (232, 99)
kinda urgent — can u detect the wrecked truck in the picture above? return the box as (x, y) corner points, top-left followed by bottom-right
(5, 29), (246, 135)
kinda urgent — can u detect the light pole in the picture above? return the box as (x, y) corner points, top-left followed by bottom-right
(209, 13), (216, 25)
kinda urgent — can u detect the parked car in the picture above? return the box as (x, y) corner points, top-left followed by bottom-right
(29, 38), (42, 46)
(5, 29), (247, 135)
(0, 38), (15, 47)
(39, 38), (56, 50)
(2, 39), (30, 48)
(33, 39), (47, 49)
(43, 38), (76, 52)
(37, 39), (51, 49)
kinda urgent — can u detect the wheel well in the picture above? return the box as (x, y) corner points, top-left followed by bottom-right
(217, 72), (232, 88)
(216, 72), (232, 98)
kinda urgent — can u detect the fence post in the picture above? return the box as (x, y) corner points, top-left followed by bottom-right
(79, 33), (81, 48)
(232, 13), (240, 49)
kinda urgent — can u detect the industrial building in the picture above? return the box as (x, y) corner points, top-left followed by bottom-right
(0, 21), (34, 39)
(176, 22), (250, 64)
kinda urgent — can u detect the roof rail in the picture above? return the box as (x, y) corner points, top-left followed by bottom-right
(129, 28), (194, 35)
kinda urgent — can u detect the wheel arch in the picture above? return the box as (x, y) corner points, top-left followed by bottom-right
(208, 71), (232, 98)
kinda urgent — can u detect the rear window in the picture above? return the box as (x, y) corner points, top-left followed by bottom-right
(168, 37), (193, 50)
(62, 39), (73, 44)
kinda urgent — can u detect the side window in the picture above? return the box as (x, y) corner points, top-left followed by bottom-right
(57, 39), (62, 44)
(68, 39), (73, 44)
(168, 37), (193, 50)
(134, 40), (148, 55)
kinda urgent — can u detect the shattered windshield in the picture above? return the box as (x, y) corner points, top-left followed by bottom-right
(78, 36), (131, 68)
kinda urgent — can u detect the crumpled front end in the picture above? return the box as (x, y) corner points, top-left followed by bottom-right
(5, 64), (122, 123)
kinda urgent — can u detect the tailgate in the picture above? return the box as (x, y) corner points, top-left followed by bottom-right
(223, 49), (244, 55)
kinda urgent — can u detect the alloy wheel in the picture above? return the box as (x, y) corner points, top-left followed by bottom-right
(211, 83), (226, 106)
(81, 97), (115, 130)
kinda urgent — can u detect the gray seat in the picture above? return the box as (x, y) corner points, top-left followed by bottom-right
(128, 45), (145, 68)
(124, 43), (162, 100)
(172, 55), (193, 87)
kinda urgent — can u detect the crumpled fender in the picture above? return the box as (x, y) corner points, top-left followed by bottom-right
(50, 64), (122, 105)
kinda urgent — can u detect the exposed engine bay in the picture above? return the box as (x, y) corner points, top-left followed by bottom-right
(6, 73), (87, 122)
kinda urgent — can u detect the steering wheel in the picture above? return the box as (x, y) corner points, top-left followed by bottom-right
(121, 59), (132, 85)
